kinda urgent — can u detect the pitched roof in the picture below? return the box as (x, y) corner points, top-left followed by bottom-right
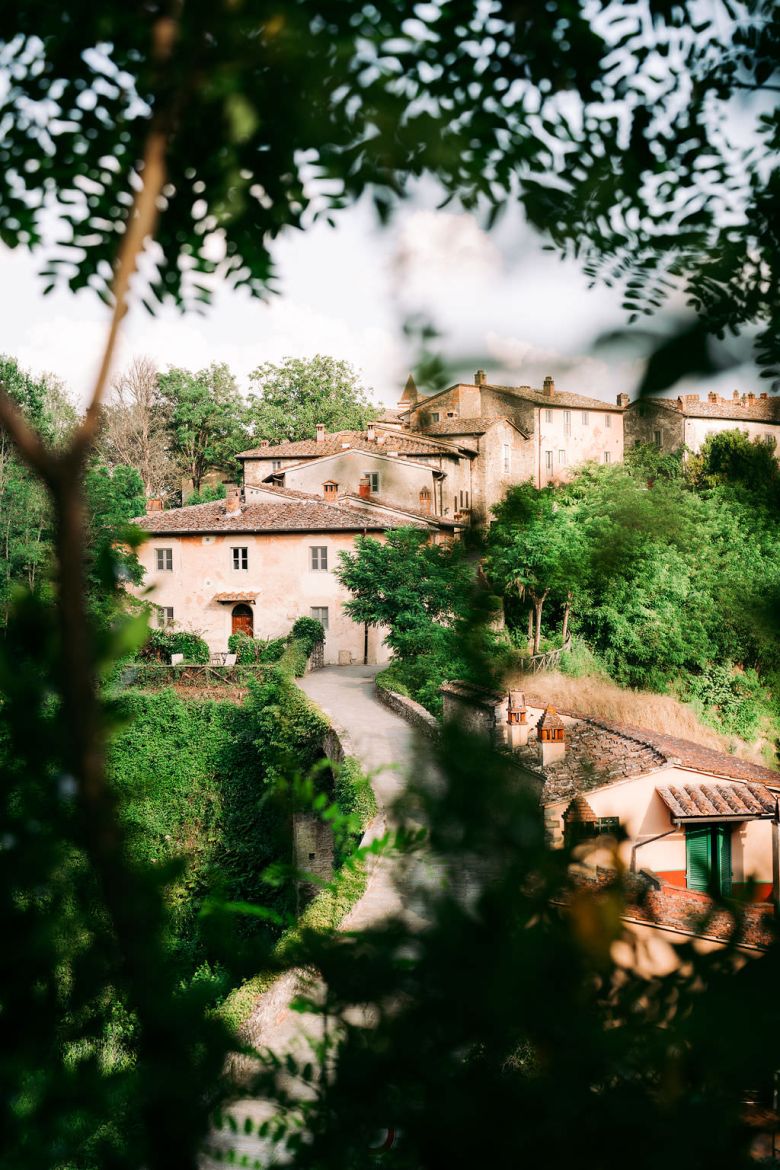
(131, 498), (422, 535)
(482, 383), (623, 413)
(410, 381), (624, 416)
(236, 426), (466, 460)
(657, 781), (776, 820)
(630, 393), (780, 423)
(420, 415), (530, 439)
(338, 492), (466, 529)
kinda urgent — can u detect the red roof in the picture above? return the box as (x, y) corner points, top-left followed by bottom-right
(657, 782), (776, 820)
(236, 426), (467, 460)
(132, 498), (424, 535)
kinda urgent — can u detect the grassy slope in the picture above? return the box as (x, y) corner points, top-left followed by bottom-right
(515, 668), (774, 766)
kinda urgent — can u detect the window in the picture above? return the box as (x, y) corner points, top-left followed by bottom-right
(582, 411), (589, 425)
(558, 450), (567, 465)
(430, 412), (440, 422)
(364, 471), (380, 493)
(545, 450), (553, 471)
(686, 825), (732, 895)
(544, 408), (553, 424)
(310, 606), (329, 630)
(603, 451), (611, 464)
(563, 410), (571, 436)
(605, 413), (612, 428)
(271, 459), (282, 471)
(232, 546), (248, 571)
(156, 606), (174, 628)
(155, 548), (173, 571)
(310, 546), (328, 571)
(653, 430), (662, 448)
(502, 442), (510, 473)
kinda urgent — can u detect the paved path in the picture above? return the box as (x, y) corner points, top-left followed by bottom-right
(203, 665), (432, 1167)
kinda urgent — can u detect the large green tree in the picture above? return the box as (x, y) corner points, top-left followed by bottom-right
(158, 363), (247, 493)
(246, 355), (375, 445)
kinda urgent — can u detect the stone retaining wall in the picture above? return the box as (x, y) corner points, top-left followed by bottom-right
(375, 683), (440, 739)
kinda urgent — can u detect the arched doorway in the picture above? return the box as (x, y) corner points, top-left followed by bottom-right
(231, 603), (254, 637)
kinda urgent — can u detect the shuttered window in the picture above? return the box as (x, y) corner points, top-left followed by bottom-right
(686, 825), (732, 895)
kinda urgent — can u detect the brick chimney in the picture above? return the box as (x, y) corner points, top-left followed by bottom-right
(418, 486), (432, 514)
(505, 690), (530, 748)
(746, 392), (755, 404)
(316, 423), (326, 443)
(732, 390), (741, 401)
(146, 497), (163, 514)
(224, 483), (241, 515)
(258, 439), (270, 447)
(474, 369), (487, 386)
(367, 422), (376, 441)
(616, 393), (629, 408)
(358, 474), (371, 500)
(761, 392), (769, 400)
(536, 704), (566, 766)
(543, 375), (555, 397)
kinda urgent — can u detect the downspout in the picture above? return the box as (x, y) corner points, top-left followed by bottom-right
(630, 827), (677, 874)
(362, 523), (369, 666)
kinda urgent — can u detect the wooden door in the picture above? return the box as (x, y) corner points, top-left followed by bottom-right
(231, 604), (254, 637)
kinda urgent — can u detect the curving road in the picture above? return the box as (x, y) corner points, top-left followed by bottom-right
(203, 665), (433, 1167)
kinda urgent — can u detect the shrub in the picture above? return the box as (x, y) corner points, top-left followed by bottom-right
(227, 632), (287, 665)
(290, 616), (325, 656)
(332, 755), (377, 863)
(140, 626), (210, 664)
(278, 639), (310, 678)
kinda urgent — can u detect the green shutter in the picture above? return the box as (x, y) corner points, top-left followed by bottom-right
(715, 826), (732, 896)
(686, 826), (712, 892)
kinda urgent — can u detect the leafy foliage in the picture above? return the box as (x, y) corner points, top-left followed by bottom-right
(227, 631), (287, 665)
(246, 355), (376, 445)
(140, 627), (210, 664)
(157, 364), (247, 493)
(290, 616), (326, 656)
(0, 4), (776, 372)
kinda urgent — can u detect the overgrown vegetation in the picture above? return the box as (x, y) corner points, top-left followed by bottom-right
(486, 436), (780, 759)
(140, 627), (211, 664)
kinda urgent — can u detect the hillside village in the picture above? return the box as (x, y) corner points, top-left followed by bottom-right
(134, 369), (780, 665)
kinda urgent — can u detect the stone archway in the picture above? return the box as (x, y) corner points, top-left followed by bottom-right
(231, 603), (254, 637)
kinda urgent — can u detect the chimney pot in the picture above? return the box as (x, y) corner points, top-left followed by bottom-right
(146, 497), (163, 514)
(316, 423), (326, 442)
(733, 390), (740, 401)
(746, 392), (755, 403)
(708, 392), (718, 403)
(224, 483), (241, 515)
(358, 474), (371, 500)
(367, 422), (376, 441)
(543, 375), (555, 397)
(536, 704), (566, 766)
(475, 369), (487, 387)
(258, 439), (270, 448)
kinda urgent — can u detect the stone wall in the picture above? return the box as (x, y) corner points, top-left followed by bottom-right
(375, 683), (440, 739)
(624, 402), (685, 452)
(292, 812), (334, 903)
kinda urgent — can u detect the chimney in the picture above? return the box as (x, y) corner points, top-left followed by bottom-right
(505, 690), (530, 749)
(474, 369), (487, 387)
(761, 392), (768, 400)
(543, 375), (555, 397)
(536, 704), (566, 767)
(224, 483), (241, 515)
(418, 486), (432, 515)
(733, 390), (740, 401)
(367, 422), (376, 441)
(746, 392), (755, 404)
(146, 497), (163, 514)
(708, 392), (718, 403)
(258, 439), (270, 447)
(358, 474), (371, 500)
(316, 423), (326, 443)
(616, 392), (629, 408)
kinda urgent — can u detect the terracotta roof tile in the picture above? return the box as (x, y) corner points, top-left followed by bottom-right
(338, 493), (464, 527)
(657, 781), (776, 819)
(483, 384), (625, 412)
(236, 427), (466, 460)
(131, 498), (404, 535)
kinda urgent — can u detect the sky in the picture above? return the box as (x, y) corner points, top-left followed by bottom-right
(0, 188), (761, 412)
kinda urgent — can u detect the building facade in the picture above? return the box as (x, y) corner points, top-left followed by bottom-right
(132, 486), (451, 665)
(625, 390), (780, 455)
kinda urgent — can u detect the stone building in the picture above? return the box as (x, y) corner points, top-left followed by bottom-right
(132, 484), (457, 664)
(625, 390), (780, 455)
(399, 370), (627, 516)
